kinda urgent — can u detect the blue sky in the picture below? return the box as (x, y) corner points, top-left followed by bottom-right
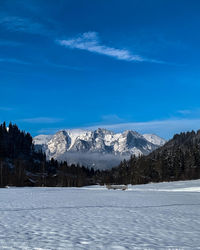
(1, 0), (200, 138)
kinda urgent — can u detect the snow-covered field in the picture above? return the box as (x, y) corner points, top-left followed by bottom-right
(1, 180), (200, 249)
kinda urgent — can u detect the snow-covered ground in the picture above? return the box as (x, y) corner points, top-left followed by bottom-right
(0, 180), (200, 249)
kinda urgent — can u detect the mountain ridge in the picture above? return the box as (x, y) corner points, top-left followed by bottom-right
(105, 130), (200, 185)
(33, 128), (166, 169)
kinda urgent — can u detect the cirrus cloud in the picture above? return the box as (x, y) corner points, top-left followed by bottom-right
(56, 32), (164, 64)
(87, 118), (200, 139)
(18, 117), (63, 124)
(0, 15), (51, 35)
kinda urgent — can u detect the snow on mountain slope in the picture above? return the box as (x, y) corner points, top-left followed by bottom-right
(33, 134), (53, 145)
(33, 134), (53, 152)
(33, 128), (166, 169)
(143, 133), (166, 146)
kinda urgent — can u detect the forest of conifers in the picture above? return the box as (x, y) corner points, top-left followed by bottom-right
(0, 122), (200, 187)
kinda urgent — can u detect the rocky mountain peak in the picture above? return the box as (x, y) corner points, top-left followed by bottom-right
(33, 128), (166, 169)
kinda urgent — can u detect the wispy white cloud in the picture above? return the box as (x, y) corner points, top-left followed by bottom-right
(176, 108), (200, 117)
(0, 15), (49, 35)
(44, 61), (84, 71)
(37, 127), (65, 134)
(177, 109), (192, 115)
(86, 118), (200, 139)
(35, 118), (200, 139)
(56, 32), (164, 63)
(101, 114), (125, 123)
(0, 58), (30, 65)
(19, 117), (63, 124)
(0, 57), (83, 70)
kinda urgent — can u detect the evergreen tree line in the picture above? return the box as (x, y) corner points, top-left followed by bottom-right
(0, 122), (97, 187)
(1, 122), (200, 187)
(101, 130), (200, 185)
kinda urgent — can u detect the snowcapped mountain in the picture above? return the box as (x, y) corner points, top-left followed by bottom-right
(33, 128), (166, 169)
(143, 134), (166, 146)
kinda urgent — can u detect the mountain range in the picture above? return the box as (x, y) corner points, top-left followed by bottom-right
(106, 130), (200, 185)
(33, 128), (166, 169)
(1, 122), (199, 187)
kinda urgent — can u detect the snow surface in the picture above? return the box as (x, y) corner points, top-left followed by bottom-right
(1, 180), (200, 249)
